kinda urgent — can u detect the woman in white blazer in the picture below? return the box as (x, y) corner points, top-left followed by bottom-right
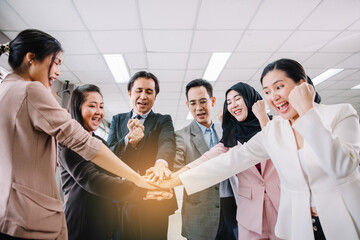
(158, 59), (360, 240)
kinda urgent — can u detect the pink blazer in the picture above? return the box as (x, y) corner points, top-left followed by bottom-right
(188, 142), (281, 235)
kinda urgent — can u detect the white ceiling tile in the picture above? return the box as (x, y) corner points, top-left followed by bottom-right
(322, 96), (350, 104)
(125, 53), (147, 69)
(161, 81), (183, 92)
(320, 31), (360, 53)
(187, 53), (211, 69)
(250, 0), (321, 30)
(64, 55), (108, 71)
(8, 0), (86, 30)
(91, 31), (144, 53)
(197, 0), (261, 29)
(304, 68), (328, 79)
(2, 31), (20, 40)
(226, 52), (272, 68)
(279, 31), (339, 52)
(139, 0), (198, 29)
(334, 53), (360, 68)
(213, 81), (239, 91)
(0, 1), (28, 30)
(57, 71), (80, 84)
(96, 83), (122, 94)
(344, 70), (360, 81)
(154, 99), (178, 107)
(318, 89), (345, 97)
(268, 53), (313, 64)
(147, 69), (185, 83)
(300, 0), (360, 30)
(147, 53), (188, 69)
(218, 69), (257, 82)
(192, 30), (243, 52)
(73, 71), (115, 84)
(302, 53), (351, 69)
(331, 81), (360, 91)
(236, 30), (292, 52)
(102, 93), (126, 104)
(51, 31), (98, 54)
(184, 70), (205, 82)
(74, 0), (140, 30)
(144, 30), (192, 52)
(349, 19), (360, 30)
(156, 91), (181, 100)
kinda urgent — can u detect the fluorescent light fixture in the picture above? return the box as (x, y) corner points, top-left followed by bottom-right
(103, 54), (130, 83)
(203, 52), (231, 82)
(186, 112), (193, 120)
(312, 69), (344, 86)
(351, 84), (360, 90)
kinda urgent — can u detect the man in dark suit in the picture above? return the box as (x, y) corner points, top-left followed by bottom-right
(107, 71), (177, 240)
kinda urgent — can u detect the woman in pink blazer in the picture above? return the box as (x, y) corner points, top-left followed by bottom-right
(175, 82), (281, 239)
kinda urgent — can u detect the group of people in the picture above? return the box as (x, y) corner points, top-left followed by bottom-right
(0, 29), (359, 240)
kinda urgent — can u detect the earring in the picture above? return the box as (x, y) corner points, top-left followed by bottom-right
(29, 60), (33, 64)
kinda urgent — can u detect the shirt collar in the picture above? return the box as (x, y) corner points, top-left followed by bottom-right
(195, 121), (214, 134)
(131, 110), (151, 119)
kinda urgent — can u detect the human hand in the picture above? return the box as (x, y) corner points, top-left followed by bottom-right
(288, 82), (315, 117)
(151, 176), (182, 189)
(127, 119), (144, 147)
(145, 161), (172, 183)
(143, 189), (173, 201)
(134, 175), (159, 190)
(252, 100), (270, 128)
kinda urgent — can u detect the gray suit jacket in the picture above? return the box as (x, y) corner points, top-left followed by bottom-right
(174, 120), (238, 240)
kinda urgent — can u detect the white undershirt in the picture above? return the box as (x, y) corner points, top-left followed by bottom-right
(297, 148), (316, 207)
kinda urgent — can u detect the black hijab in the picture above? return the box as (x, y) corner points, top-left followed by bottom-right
(220, 82), (266, 148)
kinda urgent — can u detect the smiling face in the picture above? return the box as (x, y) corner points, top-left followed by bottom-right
(128, 77), (156, 115)
(28, 51), (62, 88)
(186, 86), (216, 128)
(226, 90), (248, 122)
(262, 69), (302, 124)
(81, 91), (104, 134)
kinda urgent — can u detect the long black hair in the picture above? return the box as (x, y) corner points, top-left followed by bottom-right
(260, 58), (321, 103)
(68, 84), (103, 129)
(1, 29), (62, 72)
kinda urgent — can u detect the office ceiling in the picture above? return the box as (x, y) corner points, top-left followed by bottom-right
(1, 0), (360, 129)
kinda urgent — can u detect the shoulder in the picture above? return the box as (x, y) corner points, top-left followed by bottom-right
(112, 112), (129, 121)
(175, 123), (191, 136)
(152, 112), (172, 121)
(315, 103), (357, 116)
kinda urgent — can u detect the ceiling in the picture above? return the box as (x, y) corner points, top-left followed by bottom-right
(1, 0), (360, 130)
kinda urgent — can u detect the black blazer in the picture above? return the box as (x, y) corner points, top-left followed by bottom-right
(107, 110), (178, 214)
(58, 135), (145, 240)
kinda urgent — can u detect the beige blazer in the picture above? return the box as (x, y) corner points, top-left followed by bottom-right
(180, 103), (360, 240)
(0, 74), (101, 239)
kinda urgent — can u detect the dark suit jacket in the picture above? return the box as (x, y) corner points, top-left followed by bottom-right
(107, 110), (177, 214)
(58, 135), (145, 240)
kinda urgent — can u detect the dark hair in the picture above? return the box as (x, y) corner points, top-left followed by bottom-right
(4, 29), (62, 71)
(185, 78), (213, 99)
(127, 71), (160, 95)
(68, 84), (103, 129)
(260, 58), (321, 103)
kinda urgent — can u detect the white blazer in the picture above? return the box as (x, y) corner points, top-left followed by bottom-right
(180, 103), (360, 240)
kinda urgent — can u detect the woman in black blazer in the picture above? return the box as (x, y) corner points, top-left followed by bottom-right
(58, 84), (145, 240)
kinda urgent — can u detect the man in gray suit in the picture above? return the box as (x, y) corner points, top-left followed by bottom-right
(174, 79), (238, 240)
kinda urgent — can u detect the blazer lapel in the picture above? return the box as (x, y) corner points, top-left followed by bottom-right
(190, 121), (209, 155)
(121, 111), (132, 137)
(143, 110), (156, 137)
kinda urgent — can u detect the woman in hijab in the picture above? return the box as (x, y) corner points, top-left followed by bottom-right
(174, 82), (281, 239)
